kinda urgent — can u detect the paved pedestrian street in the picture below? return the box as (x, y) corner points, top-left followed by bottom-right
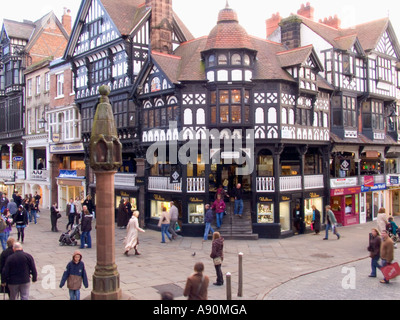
(2, 210), (399, 300)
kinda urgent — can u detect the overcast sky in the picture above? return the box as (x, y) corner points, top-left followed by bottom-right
(1, 0), (399, 40)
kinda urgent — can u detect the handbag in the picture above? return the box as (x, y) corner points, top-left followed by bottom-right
(380, 262), (400, 280)
(213, 257), (222, 266)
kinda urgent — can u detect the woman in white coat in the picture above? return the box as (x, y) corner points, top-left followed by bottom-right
(124, 210), (145, 256)
(376, 207), (388, 234)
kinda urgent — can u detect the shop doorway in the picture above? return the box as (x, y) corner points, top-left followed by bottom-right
(366, 192), (372, 221)
(209, 163), (251, 198)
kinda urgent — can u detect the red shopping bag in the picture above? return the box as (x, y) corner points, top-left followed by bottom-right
(381, 262), (400, 280)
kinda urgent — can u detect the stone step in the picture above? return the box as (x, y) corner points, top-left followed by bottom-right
(209, 202), (258, 240)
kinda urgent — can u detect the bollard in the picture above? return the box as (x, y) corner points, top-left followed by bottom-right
(226, 272), (232, 300)
(238, 252), (243, 297)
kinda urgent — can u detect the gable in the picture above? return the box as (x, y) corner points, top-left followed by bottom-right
(141, 64), (174, 95)
(72, 0), (121, 57)
(376, 30), (398, 58)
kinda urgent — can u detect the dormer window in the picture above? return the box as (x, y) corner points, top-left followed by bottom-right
(231, 54), (242, 65)
(218, 54), (228, 65)
(208, 55), (216, 67)
(244, 54), (250, 66)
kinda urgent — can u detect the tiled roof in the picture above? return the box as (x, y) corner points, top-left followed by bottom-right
(276, 45), (314, 68)
(101, 0), (147, 35)
(3, 19), (35, 41)
(204, 5), (254, 51)
(295, 14), (391, 53)
(152, 51), (182, 84)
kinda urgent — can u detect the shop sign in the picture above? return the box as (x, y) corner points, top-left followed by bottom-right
(50, 142), (85, 153)
(153, 194), (167, 201)
(281, 195), (291, 201)
(364, 176), (374, 187)
(330, 186), (361, 196)
(258, 196), (273, 202)
(135, 177), (145, 186)
(59, 170), (78, 178)
(388, 175), (400, 186)
(13, 156), (24, 161)
(330, 177), (358, 188)
(340, 159), (350, 171)
(307, 192), (322, 198)
(189, 197), (203, 203)
(361, 183), (386, 192)
(170, 166), (182, 184)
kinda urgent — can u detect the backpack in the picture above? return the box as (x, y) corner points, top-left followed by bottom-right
(0, 218), (6, 233)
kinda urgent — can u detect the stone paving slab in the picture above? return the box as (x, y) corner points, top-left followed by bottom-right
(2, 210), (399, 300)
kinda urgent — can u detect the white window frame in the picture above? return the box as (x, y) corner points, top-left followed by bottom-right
(56, 73), (64, 98)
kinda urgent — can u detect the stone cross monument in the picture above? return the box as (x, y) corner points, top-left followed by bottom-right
(89, 85), (123, 300)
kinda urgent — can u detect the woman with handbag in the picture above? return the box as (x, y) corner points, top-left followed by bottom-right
(212, 194), (226, 229)
(158, 207), (172, 243)
(210, 231), (224, 286)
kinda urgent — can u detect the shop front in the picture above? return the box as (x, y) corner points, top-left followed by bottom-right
(360, 182), (386, 222)
(386, 174), (400, 217)
(330, 186), (361, 226)
(115, 189), (138, 214)
(304, 191), (324, 228)
(57, 169), (86, 211)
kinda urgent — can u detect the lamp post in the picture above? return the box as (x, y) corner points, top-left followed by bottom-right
(89, 85), (123, 300)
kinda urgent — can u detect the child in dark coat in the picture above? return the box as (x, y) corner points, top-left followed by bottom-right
(60, 250), (89, 300)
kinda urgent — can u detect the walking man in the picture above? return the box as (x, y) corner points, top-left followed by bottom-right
(323, 205), (340, 240)
(168, 201), (179, 240)
(232, 183), (244, 217)
(66, 198), (76, 230)
(203, 204), (215, 241)
(379, 229), (394, 284)
(1, 242), (37, 300)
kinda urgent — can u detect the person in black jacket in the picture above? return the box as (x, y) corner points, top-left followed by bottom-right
(210, 232), (224, 286)
(203, 204), (215, 241)
(50, 203), (60, 232)
(80, 206), (93, 249)
(0, 237), (16, 299)
(1, 242), (37, 300)
(13, 205), (29, 243)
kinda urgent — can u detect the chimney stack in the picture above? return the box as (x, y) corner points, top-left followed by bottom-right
(319, 15), (341, 29)
(62, 7), (72, 35)
(266, 12), (282, 38)
(146, 0), (174, 54)
(297, 2), (314, 20)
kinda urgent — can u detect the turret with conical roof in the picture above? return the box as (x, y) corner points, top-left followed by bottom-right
(204, 2), (254, 51)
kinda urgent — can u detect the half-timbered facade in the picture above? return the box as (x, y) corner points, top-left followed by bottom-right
(268, 3), (400, 225)
(63, 0), (193, 209)
(0, 11), (70, 198)
(135, 4), (332, 238)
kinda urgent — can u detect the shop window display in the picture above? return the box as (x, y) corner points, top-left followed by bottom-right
(115, 196), (137, 211)
(188, 203), (204, 224)
(151, 200), (171, 219)
(257, 203), (274, 223)
(304, 198), (323, 227)
(279, 202), (291, 231)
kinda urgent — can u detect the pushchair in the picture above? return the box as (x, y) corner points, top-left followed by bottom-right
(386, 222), (399, 244)
(59, 224), (81, 246)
